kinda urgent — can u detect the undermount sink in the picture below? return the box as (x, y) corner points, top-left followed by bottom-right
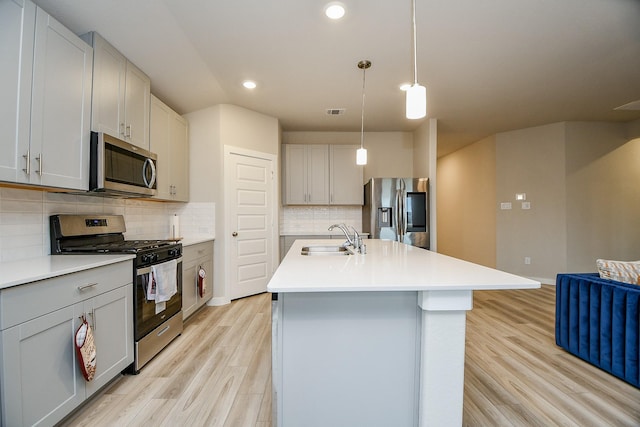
(301, 245), (352, 256)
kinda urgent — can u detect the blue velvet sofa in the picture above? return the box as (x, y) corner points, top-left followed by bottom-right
(556, 273), (640, 388)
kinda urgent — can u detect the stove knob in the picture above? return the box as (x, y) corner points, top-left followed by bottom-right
(152, 253), (159, 262)
(141, 254), (151, 264)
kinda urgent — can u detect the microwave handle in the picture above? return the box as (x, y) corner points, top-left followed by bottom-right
(143, 158), (157, 189)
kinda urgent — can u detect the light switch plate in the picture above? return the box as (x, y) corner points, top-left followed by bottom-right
(500, 202), (512, 210)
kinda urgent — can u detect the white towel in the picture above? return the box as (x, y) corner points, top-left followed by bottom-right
(151, 259), (177, 303)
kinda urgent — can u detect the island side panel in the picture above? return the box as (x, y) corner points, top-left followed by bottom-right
(275, 291), (421, 427)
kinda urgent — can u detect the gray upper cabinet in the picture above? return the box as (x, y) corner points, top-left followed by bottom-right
(83, 32), (151, 150)
(283, 144), (363, 206)
(283, 144), (329, 205)
(0, 0), (92, 190)
(150, 95), (190, 201)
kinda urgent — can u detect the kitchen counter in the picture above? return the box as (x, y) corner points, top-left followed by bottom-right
(269, 239), (540, 427)
(0, 254), (135, 289)
(180, 236), (215, 246)
(268, 239), (539, 292)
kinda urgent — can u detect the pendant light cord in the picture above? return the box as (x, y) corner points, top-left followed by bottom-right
(360, 66), (366, 149)
(412, 0), (418, 85)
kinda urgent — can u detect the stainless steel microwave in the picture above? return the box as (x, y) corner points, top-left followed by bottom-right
(89, 131), (157, 197)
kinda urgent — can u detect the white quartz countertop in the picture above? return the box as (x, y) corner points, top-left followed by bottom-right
(267, 239), (541, 293)
(0, 254), (135, 289)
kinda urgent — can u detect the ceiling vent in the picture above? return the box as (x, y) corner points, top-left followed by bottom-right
(326, 108), (346, 116)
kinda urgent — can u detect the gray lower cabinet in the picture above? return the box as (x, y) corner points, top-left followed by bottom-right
(0, 260), (133, 427)
(182, 241), (214, 320)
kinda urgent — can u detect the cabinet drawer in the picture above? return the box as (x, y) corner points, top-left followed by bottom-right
(183, 241), (213, 266)
(0, 260), (132, 330)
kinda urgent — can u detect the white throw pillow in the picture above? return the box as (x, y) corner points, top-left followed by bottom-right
(596, 259), (640, 285)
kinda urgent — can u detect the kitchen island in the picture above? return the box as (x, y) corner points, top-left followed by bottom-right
(267, 239), (540, 427)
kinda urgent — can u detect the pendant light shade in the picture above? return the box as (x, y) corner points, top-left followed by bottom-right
(406, 0), (426, 119)
(356, 147), (367, 165)
(406, 83), (426, 119)
(357, 60), (371, 166)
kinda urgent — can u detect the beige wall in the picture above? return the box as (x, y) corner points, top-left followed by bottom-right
(438, 119), (640, 284)
(437, 135), (496, 267)
(495, 123), (567, 282)
(565, 122), (640, 271)
(282, 131), (414, 183)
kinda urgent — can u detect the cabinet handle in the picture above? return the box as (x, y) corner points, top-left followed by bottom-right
(35, 154), (42, 176)
(120, 123), (126, 137)
(22, 150), (30, 175)
(126, 124), (132, 138)
(78, 283), (98, 291)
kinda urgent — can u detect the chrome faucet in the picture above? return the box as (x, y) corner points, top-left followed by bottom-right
(328, 223), (365, 254)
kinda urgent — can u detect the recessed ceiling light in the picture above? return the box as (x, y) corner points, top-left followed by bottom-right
(325, 2), (345, 20)
(243, 81), (257, 89)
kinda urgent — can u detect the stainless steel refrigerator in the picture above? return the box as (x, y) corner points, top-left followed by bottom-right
(362, 177), (430, 249)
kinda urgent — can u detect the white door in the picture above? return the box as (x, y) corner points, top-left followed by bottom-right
(226, 148), (276, 300)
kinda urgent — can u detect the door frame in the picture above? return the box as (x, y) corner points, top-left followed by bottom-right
(223, 145), (279, 301)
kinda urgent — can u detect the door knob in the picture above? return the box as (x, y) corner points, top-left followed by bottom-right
(232, 232), (238, 237)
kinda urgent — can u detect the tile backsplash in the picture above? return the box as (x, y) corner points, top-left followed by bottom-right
(0, 187), (215, 262)
(280, 206), (362, 235)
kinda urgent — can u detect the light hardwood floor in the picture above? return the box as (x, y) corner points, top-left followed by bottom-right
(62, 286), (640, 426)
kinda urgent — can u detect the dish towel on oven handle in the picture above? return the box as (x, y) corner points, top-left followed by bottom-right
(151, 259), (177, 303)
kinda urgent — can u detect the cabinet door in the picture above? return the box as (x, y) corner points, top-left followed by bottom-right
(124, 62), (151, 150)
(90, 32), (126, 140)
(30, 6), (92, 190)
(0, 304), (84, 427)
(330, 145), (363, 205)
(150, 95), (172, 200)
(170, 113), (189, 201)
(307, 145), (329, 204)
(284, 144), (307, 204)
(0, 0), (35, 183)
(198, 252), (214, 303)
(182, 258), (198, 320)
(85, 284), (134, 396)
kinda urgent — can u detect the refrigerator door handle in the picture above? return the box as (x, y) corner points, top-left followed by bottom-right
(395, 188), (405, 241)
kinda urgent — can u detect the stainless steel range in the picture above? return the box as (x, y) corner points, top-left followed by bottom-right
(50, 214), (183, 373)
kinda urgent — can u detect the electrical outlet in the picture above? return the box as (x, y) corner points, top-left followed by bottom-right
(524, 257), (531, 265)
(500, 202), (512, 210)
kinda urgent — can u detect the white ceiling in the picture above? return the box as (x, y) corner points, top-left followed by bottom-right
(34, 0), (640, 157)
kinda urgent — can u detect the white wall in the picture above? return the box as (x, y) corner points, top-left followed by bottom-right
(185, 104), (280, 305)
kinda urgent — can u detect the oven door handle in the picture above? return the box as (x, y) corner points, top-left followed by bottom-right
(136, 257), (182, 276)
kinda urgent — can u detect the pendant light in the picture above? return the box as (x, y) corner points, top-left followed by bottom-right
(357, 60), (371, 165)
(406, 0), (426, 119)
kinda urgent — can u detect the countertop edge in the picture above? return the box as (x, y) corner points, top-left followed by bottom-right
(0, 254), (135, 289)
